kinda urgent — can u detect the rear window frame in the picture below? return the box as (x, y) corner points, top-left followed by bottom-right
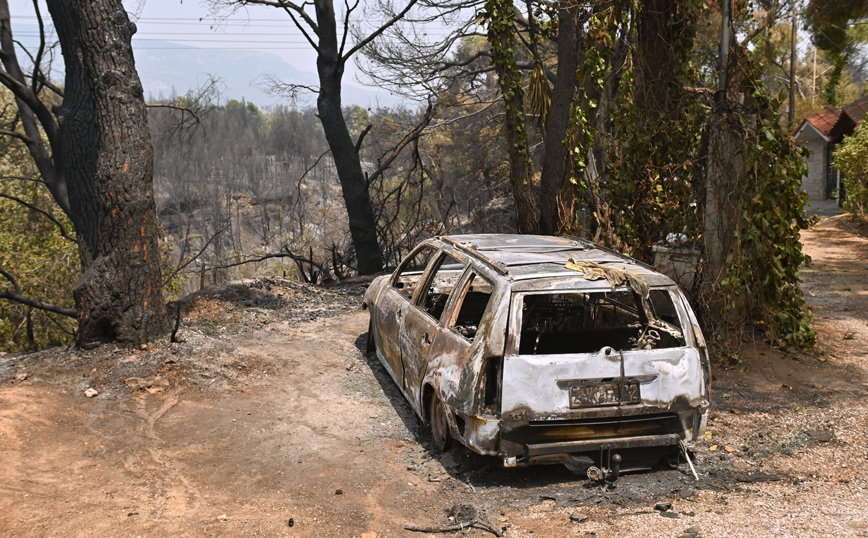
(506, 286), (694, 356)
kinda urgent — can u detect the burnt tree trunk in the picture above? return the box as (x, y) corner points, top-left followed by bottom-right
(47, 0), (166, 346)
(314, 0), (384, 275)
(538, 3), (579, 235)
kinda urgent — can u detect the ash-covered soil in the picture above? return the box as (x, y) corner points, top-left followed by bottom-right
(2, 218), (868, 538)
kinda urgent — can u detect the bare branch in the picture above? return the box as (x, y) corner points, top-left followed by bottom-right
(146, 103), (199, 116)
(339, 0), (360, 57)
(145, 103), (201, 128)
(343, 0), (422, 61)
(0, 46), (58, 151)
(240, 0), (320, 51)
(366, 100), (435, 185)
(0, 268), (78, 319)
(0, 127), (31, 142)
(0, 192), (77, 242)
(253, 73), (318, 105)
(0, 5), (66, 213)
(739, 1), (781, 47)
(0, 268), (22, 294)
(30, 0), (47, 95)
(0, 174), (46, 185)
(24, 72), (63, 97)
(405, 518), (502, 537)
(149, 75), (223, 140)
(437, 49), (491, 71)
(0, 290), (78, 317)
(163, 223), (229, 285)
(355, 123), (373, 153)
(430, 99), (499, 128)
(203, 247), (327, 275)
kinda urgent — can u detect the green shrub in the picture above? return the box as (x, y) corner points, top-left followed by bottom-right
(834, 120), (868, 216)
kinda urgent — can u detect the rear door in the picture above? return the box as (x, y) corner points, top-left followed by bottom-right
(423, 268), (499, 410)
(500, 288), (703, 418)
(375, 245), (438, 388)
(399, 253), (466, 408)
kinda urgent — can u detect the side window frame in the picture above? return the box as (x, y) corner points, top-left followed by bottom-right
(390, 244), (439, 302)
(413, 251), (467, 322)
(442, 268), (495, 342)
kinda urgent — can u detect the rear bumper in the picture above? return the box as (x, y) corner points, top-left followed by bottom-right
(525, 432), (681, 457)
(454, 404), (707, 468)
(493, 410), (700, 467)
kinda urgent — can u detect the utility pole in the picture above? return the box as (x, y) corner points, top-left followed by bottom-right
(718, 0), (731, 101)
(788, 1), (797, 129)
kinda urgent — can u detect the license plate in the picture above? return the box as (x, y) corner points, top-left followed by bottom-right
(569, 381), (640, 408)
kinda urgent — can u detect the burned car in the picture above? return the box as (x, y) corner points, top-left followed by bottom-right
(363, 235), (709, 475)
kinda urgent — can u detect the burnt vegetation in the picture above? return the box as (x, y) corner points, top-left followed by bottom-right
(146, 97), (515, 297)
(0, 0), (867, 353)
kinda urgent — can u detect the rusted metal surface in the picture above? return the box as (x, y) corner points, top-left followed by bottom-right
(363, 235), (710, 471)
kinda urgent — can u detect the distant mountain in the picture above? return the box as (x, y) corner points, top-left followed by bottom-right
(134, 41), (403, 109)
(9, 23), (402, 108)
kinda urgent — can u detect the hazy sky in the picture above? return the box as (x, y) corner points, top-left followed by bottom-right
(8, 0), (345, 80)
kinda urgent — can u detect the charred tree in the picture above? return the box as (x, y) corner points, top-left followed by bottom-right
(0, 0), (167, 346)
(218, 0), (425, 275)
(313, 0), (383, 274)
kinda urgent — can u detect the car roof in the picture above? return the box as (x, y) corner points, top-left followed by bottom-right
(437, 234), (675, 287)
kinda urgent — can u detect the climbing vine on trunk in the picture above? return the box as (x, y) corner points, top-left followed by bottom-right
(485, 0), (539, 234)
(604, 0), (703, 261)
(720, 86), (816, 350)
(563, 3), (622, 238)
(563, 0), (815, 353)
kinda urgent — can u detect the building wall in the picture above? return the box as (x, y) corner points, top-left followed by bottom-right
(802, 138), (828, 200)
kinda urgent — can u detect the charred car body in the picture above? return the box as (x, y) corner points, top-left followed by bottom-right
(363, 235), (710, 474)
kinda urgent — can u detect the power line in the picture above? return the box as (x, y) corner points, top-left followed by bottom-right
(134, 38), (309, 43)
(15, 30), (305, 36)
(15, 32), (310, 42)
(135, 46), (312, 50)
(9, 15), (457, 33)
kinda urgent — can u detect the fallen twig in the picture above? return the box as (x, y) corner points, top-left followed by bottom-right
(405, 517), (503, 537)
(837, 218), (866, 240)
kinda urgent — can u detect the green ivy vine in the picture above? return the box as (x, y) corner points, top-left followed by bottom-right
(563, 3), (621, 234)
(603, 0), (703, 260)
(721, 81), (816, 350)
(485, 0), (531, 166)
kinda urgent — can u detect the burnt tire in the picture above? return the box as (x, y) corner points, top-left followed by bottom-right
(429, 393), (452, 452)
(366, 318), (375, 354)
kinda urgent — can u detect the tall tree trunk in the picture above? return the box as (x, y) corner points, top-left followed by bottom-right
(47, 0), (167, 346)
(702, 104), (743, 321)
(314, 0), (384, 275)
(539, 3), (579, 235)
(627, 0), (692, 260)
(487, 0), (539, 234)
(635, 0), (681, 125)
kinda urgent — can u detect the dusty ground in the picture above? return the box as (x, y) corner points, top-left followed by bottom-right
(2, 215), (868, 538)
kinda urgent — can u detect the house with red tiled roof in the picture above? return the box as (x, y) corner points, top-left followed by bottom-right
(794, 94), (868, 201)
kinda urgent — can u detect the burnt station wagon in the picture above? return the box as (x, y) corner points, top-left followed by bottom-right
(363, 234), (710, 475)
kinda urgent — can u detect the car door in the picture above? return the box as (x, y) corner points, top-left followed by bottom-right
(423, 268), (500, 415)
(399, 252), (466, 410)
(375, 245), (438, 389)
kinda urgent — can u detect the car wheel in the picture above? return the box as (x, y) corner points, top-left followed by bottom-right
(366, 318), (375, 354)
(429, 393), (452, 452)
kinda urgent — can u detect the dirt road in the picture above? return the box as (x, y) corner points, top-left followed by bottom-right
(2, 217), (868, 537)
